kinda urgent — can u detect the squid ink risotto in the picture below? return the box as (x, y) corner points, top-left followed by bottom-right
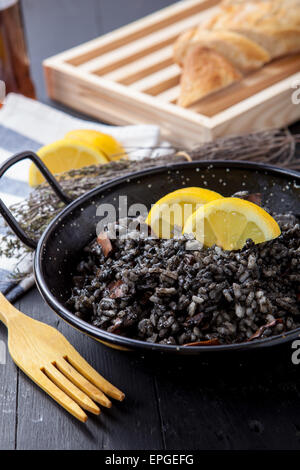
(67, 194), (300, 346)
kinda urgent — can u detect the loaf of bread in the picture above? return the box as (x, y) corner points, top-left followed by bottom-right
(174, 0), (300, 107)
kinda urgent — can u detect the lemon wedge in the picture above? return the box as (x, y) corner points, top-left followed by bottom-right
(29, 139), (108, 186)
(146, 187), (223, 238)
(64, 130), (127, 161)
(183, 197), (281, 250)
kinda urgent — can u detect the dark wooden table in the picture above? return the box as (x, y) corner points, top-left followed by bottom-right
(1, 0), (300, 450)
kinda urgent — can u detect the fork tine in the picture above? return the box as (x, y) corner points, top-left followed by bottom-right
(55, 358), (112, 408)
(65, 351), (125, 401)
(43, 365), (100, 415)
(36, 369), (88, 422)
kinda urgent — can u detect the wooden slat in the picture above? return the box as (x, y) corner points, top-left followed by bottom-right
(78, 8), (218, 75)
(157, 86), (179, 103)
(44, 62), (213, 146)
(44, 0), (220, 66)
(103, 46), (173, 84)
(130, 64), (180, 95)
(45, 62), (212, 125)
(45, 58), (300, 144)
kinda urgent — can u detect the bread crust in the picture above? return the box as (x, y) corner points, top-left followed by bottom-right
(175, 0), (300, 107)
(174, 30), (270, 71)
(178, 46), (242, 107)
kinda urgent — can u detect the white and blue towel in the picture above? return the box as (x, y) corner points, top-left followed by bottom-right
(0, 93), (169, 301)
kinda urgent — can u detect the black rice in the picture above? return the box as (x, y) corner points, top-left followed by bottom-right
(67, 213), (300, 345)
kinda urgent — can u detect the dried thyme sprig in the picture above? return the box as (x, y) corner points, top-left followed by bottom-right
(1, 129), (299, 266)
(188, 128), (300, 169)
(0, 156), (185, 260)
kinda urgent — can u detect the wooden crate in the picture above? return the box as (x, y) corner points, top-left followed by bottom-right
(43, 0), (300, 147)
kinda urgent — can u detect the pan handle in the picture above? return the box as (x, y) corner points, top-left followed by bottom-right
(0, 151), (72, 249)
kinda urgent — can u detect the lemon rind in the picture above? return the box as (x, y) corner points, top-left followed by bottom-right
(183, 197), (281, 248)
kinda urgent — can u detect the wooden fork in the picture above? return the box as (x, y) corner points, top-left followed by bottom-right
(0, 293), (124, 422)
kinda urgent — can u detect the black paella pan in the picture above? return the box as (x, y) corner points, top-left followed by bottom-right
(0, 151), (299, 354)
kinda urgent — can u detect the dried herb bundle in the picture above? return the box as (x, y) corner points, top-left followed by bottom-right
(188, 128), (300, 170)
(1, 128), (299, 264)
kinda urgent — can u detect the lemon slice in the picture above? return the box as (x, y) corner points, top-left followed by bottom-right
(146, 187), (223, 238)
(183, 197), (281, 250)
(64, 130), (127, 161)
(29, 139), (108, 186)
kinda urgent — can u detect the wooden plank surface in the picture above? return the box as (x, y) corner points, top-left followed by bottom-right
(153, 349), (300, 450)
(14, 290), (164, 450)
(0, 324), (17, 450)
(11, 289), (300, 450)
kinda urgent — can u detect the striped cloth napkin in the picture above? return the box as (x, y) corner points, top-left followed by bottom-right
(0, 93), (169, 301)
